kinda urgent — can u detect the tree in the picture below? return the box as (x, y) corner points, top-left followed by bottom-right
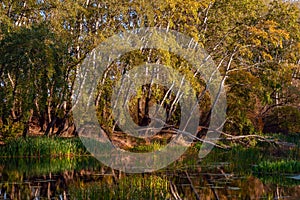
(0, 0), (299, 141)
(0, 23), (70, 138)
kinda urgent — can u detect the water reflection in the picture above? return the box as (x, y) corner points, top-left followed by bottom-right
(0, 156), (299, 199)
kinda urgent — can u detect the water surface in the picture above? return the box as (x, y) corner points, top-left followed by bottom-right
(0, 148), (299, 199)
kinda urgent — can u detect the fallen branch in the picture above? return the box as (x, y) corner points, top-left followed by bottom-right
(169, 128), (230, 150)
(198, 126), (275, 144)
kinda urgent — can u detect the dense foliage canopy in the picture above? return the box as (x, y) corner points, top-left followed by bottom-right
(0, 0), (299, 140)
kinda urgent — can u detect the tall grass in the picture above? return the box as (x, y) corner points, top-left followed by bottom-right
(0, 137), (88, 157)
(253, 160), (300, 174)
(130, 141), (164, 152)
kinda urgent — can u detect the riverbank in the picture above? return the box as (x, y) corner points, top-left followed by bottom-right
(0, 137), (299, 199)
(0, 134), (299, 174)
(0, 137), (88, 158)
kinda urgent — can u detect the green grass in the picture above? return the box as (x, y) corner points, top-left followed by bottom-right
(194, 145), (265, 174)
(253, 160), (300, 174)
(130, 141), (164, 152)
(0, 137), (88, 157)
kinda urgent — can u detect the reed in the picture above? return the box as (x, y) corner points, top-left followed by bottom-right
(253, 160), (300, 174)
(0, 137), (88, 158)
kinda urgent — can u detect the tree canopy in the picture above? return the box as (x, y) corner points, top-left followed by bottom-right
(0, 0), (299, 140)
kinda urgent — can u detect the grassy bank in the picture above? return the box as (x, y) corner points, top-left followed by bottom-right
(0, 137), (88, 157)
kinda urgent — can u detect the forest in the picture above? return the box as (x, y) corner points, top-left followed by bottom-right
(0, 0), (299, 141)
(0, 0), (299, 199)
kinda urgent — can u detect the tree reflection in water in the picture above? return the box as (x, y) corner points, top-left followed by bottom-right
(0, 157), (299, 199)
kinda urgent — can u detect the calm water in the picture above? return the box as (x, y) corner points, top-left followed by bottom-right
(0, 149), (299, 199)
